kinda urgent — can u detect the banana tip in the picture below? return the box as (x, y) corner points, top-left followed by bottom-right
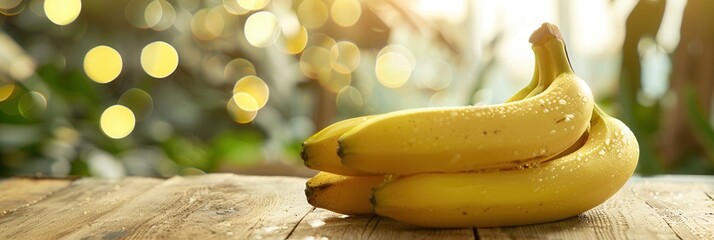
(529, 22), (563, 44)
(337, 143), (345, 159)
(300, 142), (309, 162)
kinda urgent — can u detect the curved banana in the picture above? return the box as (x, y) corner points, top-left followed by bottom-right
(301, 116), (373, 176)
(524, 24), (564, 98)
(301, 23), (638, 229)
(371, 108), (639, 228)
(305, 171), (383, 215)
(303, 61), (544, 176)
(339, 34), (593, 174)
(301, 28), (550, 176)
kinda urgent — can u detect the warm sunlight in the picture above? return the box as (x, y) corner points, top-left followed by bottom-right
(84, 46), (123, 84)
(44, 0), (82, 25)
(100, 105), (136, 139)
(140, 41), (179, 78)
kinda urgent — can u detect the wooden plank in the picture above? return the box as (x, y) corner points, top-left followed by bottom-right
(632, 180), (714, 239)
(0, 178), (72, 214)
(0, 177), (162, 239)
(287, 208), (475, 240)
(59, 174), (314, 240)
(0, 174), (711, 239)
(477, 178), (714, 239)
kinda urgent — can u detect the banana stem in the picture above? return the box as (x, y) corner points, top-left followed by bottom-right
(529, 23), (575, 87)
(525, 45), (556, 97)
(544, 39), (574, 76)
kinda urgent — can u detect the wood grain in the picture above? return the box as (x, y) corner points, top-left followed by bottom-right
(477, 177), (714, 239)
(0, 177), (162, 239)
(0, 178), (72, 214)
(0, 174), (712, 240)
(287, 208), (474, 240)
(630, 180), (714, 239)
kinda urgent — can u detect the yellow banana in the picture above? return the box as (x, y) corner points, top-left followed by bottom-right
(371, 108), (639, 228)
(524, 24), (563, 98)
(302, 62), (545, 176)
(301, 116), (373, 176)
(301, 34), (548, 176)
(301, 23), (638, 229)
(305, 171), (383, 215)
(338, 28), (594, 174)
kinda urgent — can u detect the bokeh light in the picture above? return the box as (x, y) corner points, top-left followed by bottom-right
(336, 85), (363, 113)
(144, 0), (176, 31)
(279, 10), (302, 37)
(308, 33), (336, 48)
(100, 105), (136, 139)
(331, 0), (361, 27)
(0, 0), (707, 179)
(0, 0), (22, 10)
(227, 97), (258, 124)
(297, 0), (328, 29)
(224, 58), (256, 80)
(84, 45), (123, 84)
(223, 0), (250, 15)
(223, 58), (256, 79)
(0, 0), (23, 16)
(299, 46), (331, 79)
(0, 1), (24, 16)
(319, 69), (351, 93)
(330, 41), (361, 73)
(18, 91), (47, 118)
(232, 92), (260, 111)
(237, 0), (270, 11)
(118, 88), (154, 121)
(233, 76), (269, 109)
(375, 53), (413, 88)
(44, 0), (81, 25)
(380, 45), (416, 67)
(191, 8), (225, 40)
(244, 11), (280, 48)
(280, 26), (308, 54)
(0, 83), (15, 102)
(141, 41), (179, 78)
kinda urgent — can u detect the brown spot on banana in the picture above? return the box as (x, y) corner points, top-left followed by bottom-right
(336, 142), (345, 158)
(305, 182), (334, 202)
(300, 142), (309, 161)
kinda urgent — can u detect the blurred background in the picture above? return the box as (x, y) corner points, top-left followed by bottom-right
(0, 0), (712, 178)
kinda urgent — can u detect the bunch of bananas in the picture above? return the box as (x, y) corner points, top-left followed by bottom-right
(302, 23), (639, 228)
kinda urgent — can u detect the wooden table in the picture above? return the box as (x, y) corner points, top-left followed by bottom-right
(0, 174), (712, 239)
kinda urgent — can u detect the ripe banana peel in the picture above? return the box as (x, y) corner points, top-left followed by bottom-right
(301, 116), (373, 176)
(371, 108), (639, 227)
(337, 26), (594, 175)
(305, 172), (383, 215)
(301, 22), (639, 228)
(300, 33), (561, 176)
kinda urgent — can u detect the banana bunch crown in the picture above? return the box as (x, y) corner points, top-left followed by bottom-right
(301, 22), (639, 228)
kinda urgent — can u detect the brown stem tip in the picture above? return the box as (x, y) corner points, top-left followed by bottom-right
(529, 22), (563, 44)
